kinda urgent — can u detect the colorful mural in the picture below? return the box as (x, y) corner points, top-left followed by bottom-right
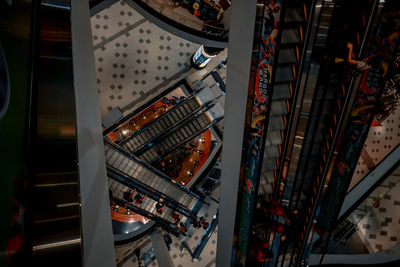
(374, 52), (400, 124)
(317, 1), (400, 235)
(231, 0), (282, 265)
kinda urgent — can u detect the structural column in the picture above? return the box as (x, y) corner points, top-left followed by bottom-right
(216, 0), (257, 266)
(151, 230), (175, 267)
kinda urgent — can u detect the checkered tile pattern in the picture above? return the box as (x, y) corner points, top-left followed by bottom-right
(90, 0), (199, 117)
(350, 109), (400, 191)
(353, 169), (400, 252)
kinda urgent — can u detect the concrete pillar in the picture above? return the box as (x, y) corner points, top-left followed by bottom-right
(216, 0), (258, 266)
(151, 230), (175, 267)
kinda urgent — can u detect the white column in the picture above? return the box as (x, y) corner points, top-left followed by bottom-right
(70, 1), (116, 267)
(151, 230), (175, 267)
(216, 0), (258, 266)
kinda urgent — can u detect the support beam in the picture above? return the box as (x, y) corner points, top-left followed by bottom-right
(216, 0), (257, 266)
(338, 145), (400, 219)
(71, 1), (116, 266)
(151, 230), (175, 267)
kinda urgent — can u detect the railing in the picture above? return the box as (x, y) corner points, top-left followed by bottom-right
(326, 163), (400, 254)
(140, 0), (228, 36)
(107, 166), (196, 218)
(105, 138), (202, 200)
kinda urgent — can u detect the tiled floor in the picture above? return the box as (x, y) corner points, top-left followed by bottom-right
(115, 192), (220, 267)
(91, 1), (227, 266)
(91, 0), (199, 117)
(352, 171), (400, 253)
(349, 108), (400, 191)
(346, 109), (400, 253)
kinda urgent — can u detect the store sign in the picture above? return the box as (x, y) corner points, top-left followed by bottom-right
(232, 0), (282, 264)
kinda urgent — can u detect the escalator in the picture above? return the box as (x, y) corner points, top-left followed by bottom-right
(247, 0), (382, 266)
(120, 87), (215, 153)
(259, 0), (311, 198)
(107, 166), (196, 218)
(136, 103), (224, 163)
(296, 1), (400, 266)
(311, 161), (400, 262)
(104, 140), (199, 211)
(108, 178), (182, 236)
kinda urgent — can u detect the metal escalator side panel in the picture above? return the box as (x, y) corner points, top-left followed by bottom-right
(103, 140), (198, 207)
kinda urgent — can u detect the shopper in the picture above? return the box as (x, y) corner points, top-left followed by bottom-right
(172, 212), (180, 224)
(155, 203), (163, 215)
(135, 194), (144, 205)
(179, 223), (187, 236)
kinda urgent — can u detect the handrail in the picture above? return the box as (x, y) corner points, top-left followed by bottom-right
(112, 197), (181, 236)
(274, 0), (321, 202)
(125, 0), (228, 47)
(119, 91), (198, 146)
(148, 115), (223, 164)
(338, 143), (400, 221)
(104, 138), (201, 200)
(129, 100), (213, 156)
(107, 166), (196, 218)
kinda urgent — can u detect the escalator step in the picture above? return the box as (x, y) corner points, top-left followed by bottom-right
(181, 128), (189, 139)
(160, 119), (167, 129)
(136, 135), (144, 146)
(175, 108), (184, 120)
(164, 117), (173, 127)
(192, 119), (202, 131)
(178, 105), (188, 116)
(189, 98), (199, 110)
(182, 102), (192, 114)
(171, 111), (179, 123)
(164, 138), (173, 149)
(139, 132), (149, 143)
(148, 126), (156, 137)
(168, 113), (176, 124)
(271, 100), (288, 116)
(171, 133), (179, 142)
(281, 28), (301, 44)
(278, 48), (298, 64)
(284, 7), (305, 23)
(177, 131), (184, 141)
(169, 136), (177, 146)
(275, 66), (294, 82)
(272, 83), (291, 100)
(154, 122), (163, 134)
(185, 125), (193, 136)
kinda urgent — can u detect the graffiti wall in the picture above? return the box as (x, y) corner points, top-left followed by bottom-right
(231, 0), (283, 265)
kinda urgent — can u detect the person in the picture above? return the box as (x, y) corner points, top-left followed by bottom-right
(257, 242), (274, 262)
(179, 223), (187, 236)
(155, 203), (163, 215)
(135, 194), (144, 205)
(202, 221), (209, 230)
(172, 212), (180, 224)
(346, 42), (374, 71)
(191, 218), (202, 228)
(334, 42), (380, 78)
(260, 199), (297, 223)
(123, 190), (134, 203)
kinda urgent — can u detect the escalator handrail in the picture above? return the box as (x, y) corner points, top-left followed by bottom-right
(107, 165), (195, 217)
(112, 196), (181, 236)
(104, 138), (201, 200)
(298, 0), (381, 264)
(119, 91), (198, 146)
(337, 143), (400, 222)
(148, 115), (223, 164)
(131, 100), (214, 155)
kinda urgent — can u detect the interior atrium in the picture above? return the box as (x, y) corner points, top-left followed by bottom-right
(1, 0), (400, 266)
